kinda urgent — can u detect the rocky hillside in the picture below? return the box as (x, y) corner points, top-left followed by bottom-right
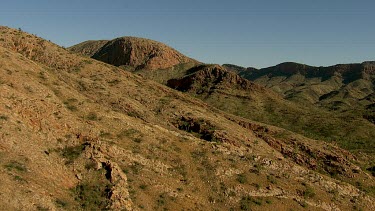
(167, 64), (375, 156)
(68, 40), (108, 57)
(69, 37), (196, 71)
(1, 26), (375, 210)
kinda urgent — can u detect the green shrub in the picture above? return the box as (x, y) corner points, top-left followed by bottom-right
(14, 175), (26, 182)
(5, 161), (27, 172)
(303, 185), (316, 198)
(267, 175), (277, 184)
(73, 182), (111, 210)
(126, 111), (141, 118)
(133, 138), (143, 143)
(157, 193), (166, 206)
(237, 173), (247, 184)
(60, 145), (85, 164)
(130, 162), (143, 175)
(55, 199), (68, 208)
(63, 99), (79, 112)
(66, 105), (78, 111)
(301, 201), (308, 208)
(108, 79), (121, 85)
(117, 128), (140, 139)
(83, 59), (93, 64)
(36, 206), (49, 211)
(0, 115), (8, 120)
(240, 196), (263, 210)
(139, 184), (148, 190)
(252, 183), (261, 190)
(99, 131), (111, 138)
(86, 112), (98, 121)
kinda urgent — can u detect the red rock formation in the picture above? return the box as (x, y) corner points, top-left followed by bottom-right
(91, 37), (194, 70)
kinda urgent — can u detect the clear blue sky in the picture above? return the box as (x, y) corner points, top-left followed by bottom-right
(1, 0), (374, 68)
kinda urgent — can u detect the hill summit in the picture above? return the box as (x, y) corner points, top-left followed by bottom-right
(69, 37), (195, 70)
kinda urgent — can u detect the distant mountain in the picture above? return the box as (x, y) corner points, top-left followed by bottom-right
(223, 62), (375, 109)
(69, 37), (196, 71)
(222, 63), (258, 75)
(223, 62), (375, 144)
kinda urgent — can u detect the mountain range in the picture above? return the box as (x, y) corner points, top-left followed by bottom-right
(0, 26), (374, 210)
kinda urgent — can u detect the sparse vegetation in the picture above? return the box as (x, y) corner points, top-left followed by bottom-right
(64, 98), (79, 111)
(300, 201), (308, 208)
(85, 161), (97, 170)
(130, 162), (143, 175)
(117, 128), (140, 138)
(5, 161), (27, 172)
(99, 131), (111, 138)
(86, 112), (98, 121)
(36, 206), (49, 211)
(108, 79), (121, 85)
(38, 71), (46, 80)
(252, 183), (261, 190)
(71, 161), (113, 210)
(126, 111), (142, 118)
(77, 80), (87, 90)
(133, 137), (142, 143)
(14, 175), (26, 182)
(139, 184), (148, 190)
(237, 173), (247, 184)
(240, 196), (262, 210)
(60, 145), (85, 164)
(267, 175), (277, 184)
(83, 59), (93, 64)
(302, 185), (316, 199)
(55, 199), (68, 208)
(157, 193), (166, 206)
(0, 115), (8, 120)
(251, 164), (263, 175)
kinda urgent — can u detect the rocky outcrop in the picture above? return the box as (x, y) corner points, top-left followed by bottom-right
(81, 137), (135, 211)
(167, 64), (263, 92)
(175, 116), (231, 143)
(227, 117), (363, 178)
